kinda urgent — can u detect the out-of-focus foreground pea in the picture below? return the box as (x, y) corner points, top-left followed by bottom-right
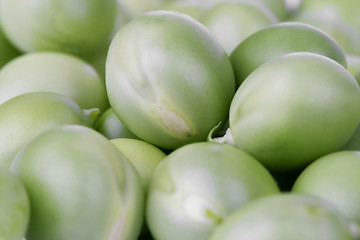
(10, 125), (144, 240)
(106, 10), (235, 150)
(210, 194), (356, 240)
(111, 138), (166, 189)
(229, 52), (360, 172)
(292, 151), (360, 225)
(0, 168), (29, 240)
(146, 142), (280, 240)
(0, 0), (116, 57)
(200, 1), (278, 54)
(95, 108), (138, 140)
(0, 92), (94, 168)
(0, 52), (108, 111)
(230, 21), (346, 87)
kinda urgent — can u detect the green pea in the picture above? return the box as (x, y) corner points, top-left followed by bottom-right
(146, 142), (279, 240)
(106, 10), (235, 150)
(0, 92), (94, 168)
(111, 138), (166, 189)
(211, 194), (356, 240)
(229, 52), (360, 171)
(0, 52), (108, 111)
(231, 21), (346, 87)
(200, 1), (278, 54)
(292, 151), (360, 225)
(10, 125), (144, 240)
(0, 0), (116, 57)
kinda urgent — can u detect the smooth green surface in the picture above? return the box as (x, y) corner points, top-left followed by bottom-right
(95, 108), (138, 140)
(230, 52), (360, 172)
(300, 0), (360, 34)
(0, 52), (108, 111)
(146, 142), (280, 240)
(292, 151), (360, 224)
(11, 125), (144, 240)
(292, 12), (360, 55)
(0, 92), (91, 168)
(0, 0), (116, 57)
(176, 0), (287, 20)
(106, 10), (235, 150)
(210, 194), (354, 240)
(111, 138), (166, 189)
(347, 54), (360, 84)
(0, 168), (29, 240)
(117, 0), (174, 18)
(230, 21), (346, 87)
(258, 0), (287, 20)
(200, 2), (278, 54)
(162, 2), (207, 21)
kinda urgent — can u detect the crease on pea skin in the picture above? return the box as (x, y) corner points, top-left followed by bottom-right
(177, 169), (223, 226)
(103, 158), (140, 240)
(120, 43), (193, 139)
(182, 194), (222, 226)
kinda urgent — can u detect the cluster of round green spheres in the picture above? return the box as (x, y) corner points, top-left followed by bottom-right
(0, 0), (360, 240)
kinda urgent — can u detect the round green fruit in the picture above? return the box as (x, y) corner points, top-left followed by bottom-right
(210, 194), (355, 240)
(111, 138), (166, 189)
(0, 92), (93, 168)
(292, 151), (360, 224)
(11, 125), (144, 240)
(230, 21), (346, 87)
(146, 142), (280, 240)
(106, 10), (235, 149)
(200, 1), (278, 54)
(229, 52), (360, 172)
(0, 52), (108, 111)
(0, 0), (116, 56)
